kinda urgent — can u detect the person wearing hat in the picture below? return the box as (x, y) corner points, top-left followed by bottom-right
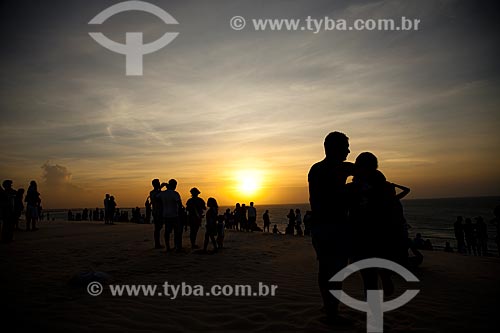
(185, 187), (206, 249)
(1, 180), (17, 242)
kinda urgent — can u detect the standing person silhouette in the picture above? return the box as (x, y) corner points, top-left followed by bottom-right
(347, 152), (395, 297)
(25, 181), (41, 231)
(144, 196), (152, 224)
(108, 196), (117, 224)
(241, 204), (248, 231)
(233, 203), (241, 231)
(263, 210), (271, 232)
(286, 209), (295, 235)
(295, 209), (303, 236)
(103, 194), (110, 224)
(308, 131), (354, 322)
(204, 197), (219, 253)
(247, 202), (257, 231)
(157, 179), (183, 253)
(186, 187), (206, 249)
(303, 211), (313, 236)
(150, 179), (164, 248)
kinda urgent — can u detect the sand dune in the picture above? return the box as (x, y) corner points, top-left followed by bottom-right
(1, 221), (499, 332)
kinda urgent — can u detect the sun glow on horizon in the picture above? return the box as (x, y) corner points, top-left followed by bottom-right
(235, 169), (263, 198)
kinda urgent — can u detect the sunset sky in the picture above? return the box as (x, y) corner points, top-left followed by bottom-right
(1, 0), (499, 208)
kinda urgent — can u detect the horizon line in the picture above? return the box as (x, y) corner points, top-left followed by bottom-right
(42, 194), (500, 210)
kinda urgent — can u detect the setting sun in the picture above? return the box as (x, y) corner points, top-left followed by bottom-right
(235, 170), (263, 197)
(240, 177), (258, 194)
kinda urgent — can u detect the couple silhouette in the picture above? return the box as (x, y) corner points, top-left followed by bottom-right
(308, 131), (410, 323)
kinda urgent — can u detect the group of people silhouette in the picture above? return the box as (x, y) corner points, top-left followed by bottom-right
(284, 209), (314, 236)
(147, 178), (225, 253)
(217, 202), (261, 232)
(308, 131), (415, 323)
(453, 215), (493, 256)
(103, 194), (118, 224)
(68, 208), (104, 222)
(67, 205), (147, 224)
(146, 178), (314, 253)
(0, 180), (42, 243)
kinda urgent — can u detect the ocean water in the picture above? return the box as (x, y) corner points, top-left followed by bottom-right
(402, 197), (499, 242)
(43, 196), (499, 251)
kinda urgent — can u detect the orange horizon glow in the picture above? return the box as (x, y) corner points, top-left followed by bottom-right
(7, 151), (500, 209)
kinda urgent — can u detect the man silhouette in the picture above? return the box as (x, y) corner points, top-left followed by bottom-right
(263, 209), (271, 232)
(150, 179), (163, 248)
(157, 179), (183, 252)
(247, 202), (257, 231)
(103, 194), (110, 224)
(308, 131), (354, 320)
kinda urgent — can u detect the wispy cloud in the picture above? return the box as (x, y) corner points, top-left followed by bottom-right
(0, 0), (499, 206)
